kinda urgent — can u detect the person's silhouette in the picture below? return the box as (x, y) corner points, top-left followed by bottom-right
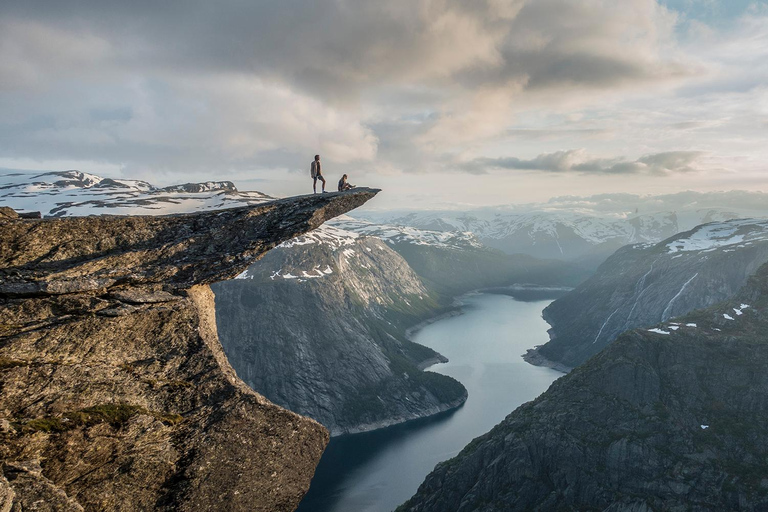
(310, 154), (326, 193)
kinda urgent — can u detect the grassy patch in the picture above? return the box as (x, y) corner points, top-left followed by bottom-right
(20, 403), (184, 433)
(0, 357), (27, 370)
(23, 417), (67, 433)
(163, 379), (193, 389)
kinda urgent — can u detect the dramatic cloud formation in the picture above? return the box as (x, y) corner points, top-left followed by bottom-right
(462, 150), (705, 175)
(0, 0), (765, 206)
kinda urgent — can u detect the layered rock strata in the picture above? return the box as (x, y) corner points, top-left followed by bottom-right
(0, 189), (378, 511)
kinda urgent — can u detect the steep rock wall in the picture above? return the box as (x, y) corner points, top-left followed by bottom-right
(0, 189), (378, 511)
(213, 232), (466, 436)
(536, 219), (768, 369)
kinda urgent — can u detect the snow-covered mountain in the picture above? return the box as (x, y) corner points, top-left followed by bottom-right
(354, 202), (768, 265)
(330, 216), (484, 251)
(535, 218), (768, 369)
(0, 170), (272, 216)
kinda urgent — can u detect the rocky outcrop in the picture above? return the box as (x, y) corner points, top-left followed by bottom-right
(213, 225), (467, 436)
(400, 261), (768, 511)
(534, 219), (768, 369)
(0, 189), (378, 511)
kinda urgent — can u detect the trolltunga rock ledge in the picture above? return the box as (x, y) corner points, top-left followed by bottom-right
(0, 188), (379, 512)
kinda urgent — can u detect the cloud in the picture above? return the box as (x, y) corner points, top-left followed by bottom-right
(462, 149), (706, 175)
(0, 74), (378, 174)
(0, 0), (763, 198)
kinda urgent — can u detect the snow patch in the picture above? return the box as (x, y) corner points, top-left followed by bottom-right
(666, 219), (768, 254)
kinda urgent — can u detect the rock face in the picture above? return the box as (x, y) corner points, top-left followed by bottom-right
(535, 219), (768, 369)
(0, 189), (378, 511)
(400, 262), (768, 511)
(212, 224), (467, 436)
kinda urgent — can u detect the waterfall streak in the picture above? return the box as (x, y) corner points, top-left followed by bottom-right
(661, 273), (699, 321)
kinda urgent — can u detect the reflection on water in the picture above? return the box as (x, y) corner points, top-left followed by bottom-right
(298, 293), (562, 512)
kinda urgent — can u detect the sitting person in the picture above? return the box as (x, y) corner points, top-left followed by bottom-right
(338, 174), (355, 191)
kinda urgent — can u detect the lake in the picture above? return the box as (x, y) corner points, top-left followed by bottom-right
(297, 293), (563, 512)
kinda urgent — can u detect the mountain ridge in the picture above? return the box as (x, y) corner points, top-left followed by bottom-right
(534, 218), (768, 369)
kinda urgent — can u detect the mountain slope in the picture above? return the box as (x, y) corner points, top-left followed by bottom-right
(212, 225), (467, 435)
(399, 261), (768, 511)
(0, 170), (271, 216)
(535, 219), (768, 369)
(333, 217), (587, 295)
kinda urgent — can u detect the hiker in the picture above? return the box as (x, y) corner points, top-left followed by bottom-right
(338, 174), (355, 191)
(310, 154), (326, 193)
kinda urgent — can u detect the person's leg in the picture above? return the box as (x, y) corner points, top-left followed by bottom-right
(313, 176), (318, 193)
(319, 175), (326, 192)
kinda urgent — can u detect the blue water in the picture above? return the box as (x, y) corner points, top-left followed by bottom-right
(298, 293), (563, 512)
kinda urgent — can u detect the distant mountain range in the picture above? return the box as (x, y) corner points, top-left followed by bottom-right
(0, 170), (272, 216)
(354, 192), (768, 267)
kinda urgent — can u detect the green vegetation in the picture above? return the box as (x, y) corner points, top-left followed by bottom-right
(19, 403), (183, 434)
(0, 357), (27, 370)
(23, 417), (67, 433)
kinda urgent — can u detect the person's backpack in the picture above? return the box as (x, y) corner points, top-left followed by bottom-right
(310, 161), (317, 179)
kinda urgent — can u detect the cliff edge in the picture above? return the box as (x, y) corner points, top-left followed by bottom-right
(0, 189), (379, 512)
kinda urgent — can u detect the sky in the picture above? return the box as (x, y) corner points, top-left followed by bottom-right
(0, 0), (766, 209)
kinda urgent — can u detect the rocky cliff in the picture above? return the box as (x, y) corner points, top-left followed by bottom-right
(534, 219), (768, 369)
(212, 224), (467, 436)
(400, 260), (768, 511)
(0, 189), (378, 511)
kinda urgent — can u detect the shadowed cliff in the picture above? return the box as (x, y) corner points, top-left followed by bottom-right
(0, 189), (379, 512)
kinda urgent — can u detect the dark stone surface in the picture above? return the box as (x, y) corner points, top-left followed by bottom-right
(0, 189), (378, 511)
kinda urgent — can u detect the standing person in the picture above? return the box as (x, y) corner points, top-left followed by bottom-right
(338, 174), (354, 191)
(311, 155), (326, 193)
